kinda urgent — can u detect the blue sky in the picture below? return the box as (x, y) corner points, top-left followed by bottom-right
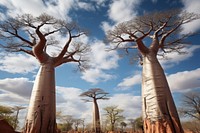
(0, 0), (200, 130)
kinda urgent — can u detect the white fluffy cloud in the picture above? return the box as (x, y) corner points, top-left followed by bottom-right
(101, 21), (114, 33)
(108, 0), (140, 23)
(167, 68), (200, 92)
(101, 0), (141, 33)
(0, 78), (32, 120)
(117, 74), (141, 90)
(90, 40), (119, 70)
(81, 68), (114, 84)
(0, 0), (95, 20)
(99, 93), (142, 119)
(0, 0), (105, 21)
(81, 40), (119, 84)
(56, 86), (91, 120)
(0, 78), (33, 98)
(0, 53), (39, 74)
(181, 0), (200, 34)
(0, 93), (29, 104)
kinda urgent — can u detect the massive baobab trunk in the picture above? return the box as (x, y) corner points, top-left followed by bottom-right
(105, 9), (199, 133)
(24, 58), (56, 133)
(142, 50), (183, 133)
(0, 13), (89, 133)
(93, 99), (101, 133)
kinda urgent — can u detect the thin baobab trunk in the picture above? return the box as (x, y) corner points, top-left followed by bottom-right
(93, 99), (101, 133)
(24, 58), (56, 133)
(80, 88), (109, 133)
(111, 122), (115, 132)
(142, 50), (183, 133)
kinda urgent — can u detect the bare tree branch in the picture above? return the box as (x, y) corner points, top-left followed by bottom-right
(179, 92), (200, 121)
(106, 9), (200, 59)
(1, 13), (90, 69)
(80, 88), (109, 101)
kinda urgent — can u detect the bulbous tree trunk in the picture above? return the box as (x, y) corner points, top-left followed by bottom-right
(142, 51), (183, 133)
(93, 99), (101, 133)
(24, 58), (56, 133)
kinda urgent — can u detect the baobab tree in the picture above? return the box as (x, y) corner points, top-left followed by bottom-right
(179, 92), (200, 121)
(0, 105), (15, 127)
(56, 112), (74, 132)
(73, 118), (82, 132)
(12, 106), (26, 130)
(120, 121), (127, 132)
(80, 88), (109, 133)
(104, 106), (124, 132)
(106, 9), (200, 133)
(129, 117), (143, 132)
(0, 14), (89, 133)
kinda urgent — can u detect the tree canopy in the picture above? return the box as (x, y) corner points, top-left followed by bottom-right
(0, 105), (16, 128)
(106, 9), (200, 57)
(104, 106), (124, 131)
(0, 13), (90, 69)
(80, 88), (109, 102)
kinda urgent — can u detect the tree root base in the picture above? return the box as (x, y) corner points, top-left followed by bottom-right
(144, 118), (184, 133)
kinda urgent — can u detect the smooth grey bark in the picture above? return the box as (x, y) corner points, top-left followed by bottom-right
(80, 88), (109, 133)
(24, 57), (56, 133)
(142, 50), (183, 133)
(93, 99), (100, 133)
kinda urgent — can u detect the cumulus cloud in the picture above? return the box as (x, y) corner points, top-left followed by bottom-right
(0, 53), (39, 74)
(56, 86), (91, 120)
(76, 1), (95, 11)
(0, 78), (31, 117)
(0, 0), (71, 20)
(92, 0), (108, 8)
(108, 0), (140, 23)
(0, 93), (29, 104)
(90, 40), (119, 70)
(100, 21), (115, 34)
(0, 0), (97, 21)
(99, 93), (142, 119)
(0, 77), (33, 98)
(181, 0), (200, 34)
(81, 68), (115, 84)
(167, 68), (200, 92)
(117, 74), (141, 90)
(101, 0), (141, 33)
(81, 40), (119, 84)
